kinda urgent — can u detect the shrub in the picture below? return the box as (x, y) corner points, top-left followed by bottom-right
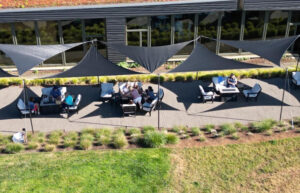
(175, 74), (185, 82)
(191, 127), (201, 136)
(220, 124), (237, 135)
(231, 133), (240, 140)
(44, 144), (56, 152)
(198, 135), (206, 142)
(64, 137), (77, 148)
(265, 130), (273, 136)
(165, 133), (179, 144)
(64, 132), (78, 141)
(142, 126), (156, 133)
(130, 134), (142, 144)
(234, 122), (243, 129)
(128, 128), (141, 136)
(80, 133), (94, 142)
(27, 142), (39, 150)
(251, 119), (277, 133)
(111, 133), (128, 149)
(204, 124), (215, 132)
(48, 132), (61, 145)
(4, 143), (24, 154)
(172, 125), (188, 134)
(241, 125), (249, 132)
(143, 131), (166, 148)
(0, 134), (11, 146)
(95, 129), (111, 145)
(79, 139), (93, 150)
(81, 128), (95, 135)
(150, 75), (164, 83)
(185, 74), (194, 81)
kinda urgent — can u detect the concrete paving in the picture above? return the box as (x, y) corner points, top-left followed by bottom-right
(0, 78), (299, 134)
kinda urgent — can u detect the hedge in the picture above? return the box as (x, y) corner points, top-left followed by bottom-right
(0, 66), (296, 87)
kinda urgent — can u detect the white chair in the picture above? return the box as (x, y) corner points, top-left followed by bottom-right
(17, 98), (34, 117)
(66, 94), (82, 113)
(242, 83), (261, 101)
(142, 98), (158, 116)
(100, 83), (114, 102)
(155, 88), (164, 109)
(198, 85), (215, 103)
(292, 72), (300, 87)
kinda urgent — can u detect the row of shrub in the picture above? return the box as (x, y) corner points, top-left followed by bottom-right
(1, 118), (299, 154)
(0, 66), (297, 87)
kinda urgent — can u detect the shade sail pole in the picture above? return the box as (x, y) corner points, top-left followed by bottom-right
(23, 80), (34, 134)
(279, 68), (288, 121)
(157, 74), (160, 130)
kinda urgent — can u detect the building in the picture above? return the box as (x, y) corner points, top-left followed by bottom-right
(0, 0), (299, 67)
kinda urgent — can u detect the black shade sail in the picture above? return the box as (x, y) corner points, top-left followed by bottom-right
(107, 40), (193, 73)
(0, 42), (86, 75)
(170, 43), (269, 73)
(219, 35), (300, 66)
(0, 68), (16, 77)
(49, 45), (140, 78)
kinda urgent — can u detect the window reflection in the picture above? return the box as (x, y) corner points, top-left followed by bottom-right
(15, 21), (36, 45)
(0, 23), (13, 66)
(244, 11), (265, 40)
(175, 14), (194, 55)
(198, 12), (218, 53)
(151, 15), (171, 46)
(267, 11), (288, 39)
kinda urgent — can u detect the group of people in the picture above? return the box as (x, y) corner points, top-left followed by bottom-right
(28, 86), (75, 114)
(120, 82), (156, 108)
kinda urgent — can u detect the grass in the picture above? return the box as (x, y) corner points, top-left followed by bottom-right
(167, 137), (300, 193)
(0, 149), (170, 193)
(143, 131), (166, 148)
(251, 119), (277, 133)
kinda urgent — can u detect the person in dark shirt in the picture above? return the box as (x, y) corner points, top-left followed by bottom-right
(50, 86), (61, 100)
(227, 73), (237, 88)
(145, 86), (156, 103)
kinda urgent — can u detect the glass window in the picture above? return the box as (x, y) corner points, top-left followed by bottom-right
(0, 23), (13, 65)
(220, 11), (242, 53)
(267, 11), (288, 39)
(126, 17), (148, 46)
(290, 11), (300, 53)
(85, 19), (106, 57)
(175, 14), (194, 55)
(198, 12), (219, 53)
(38, 21), (62, 64)
(244, 11), (265, 40)
(151, 15), (171, 46)
(62, 20), (85, 63)
(15, 21), (36, 45)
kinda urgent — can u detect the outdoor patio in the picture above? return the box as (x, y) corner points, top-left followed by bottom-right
(0, 77), (299, 134)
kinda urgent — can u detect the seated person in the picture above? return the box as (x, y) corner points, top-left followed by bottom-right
(62, 92), (74, 110)
(12, 128), (27, 144)
(50, 86), (62, 100)
(130, 86), (142, 108)
(120, 82), (130, 96)
(227, 73), (237, 88)
(134, 82), (143, 94)
(145, 86), (156, 102)
(28, 97), (40, 115)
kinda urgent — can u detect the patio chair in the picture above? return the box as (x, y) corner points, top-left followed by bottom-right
(198, 85), (215, 103)
(155, 88), (164, 109)
(100, 83), (114, 102)
(142, 98), (158, 116)
(121, 103), (137, 116)
(242, 83), (261, 101)
(17, 98), (35, 117)
(291, 72), (300, 88)
(65, 94), (82, 115)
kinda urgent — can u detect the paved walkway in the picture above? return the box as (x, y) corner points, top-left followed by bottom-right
(0, 78), (299, 134)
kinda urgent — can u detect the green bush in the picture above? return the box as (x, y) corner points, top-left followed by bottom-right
(4, 143), (24, 154)
(172, 125), (188, 134)
(198, 135), (206, 142)
(64, 132), (78, 141)
(81, 128), (95, 135)
(265, 130), (273, 136)
(204, 124), (215, 133)
(0, 134), (11, 146)
(143, 131), (166, 148)
(150, 75), (164, 83)
(79, 139), (93, 150)
(130, 134), (142, 144)
(234, 122), (243, 129)
(80, 133), (94, 142)
(251, 119), (277, 133)
(48, 132), (61, 145)
(27, 142), (39, 150)
(142, 126), (156, 133)
(241, 125), (249, 132)
(64, 137), (77, 148)
(44, 144), (56, 152)
(111, 133), (128, 149)
(231, 133), (240, 140)
(174, 74), (185, 82)
(128, 128), (141, 136)
(191, 127), (201, 136)
(165, 133), (179, 144)
(220, 124), (237, 135)
(95, 129), (111, 145)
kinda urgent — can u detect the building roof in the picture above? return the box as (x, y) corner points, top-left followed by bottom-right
(0, 0), (191, 9)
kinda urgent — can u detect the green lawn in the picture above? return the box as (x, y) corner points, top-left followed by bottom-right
(0, 137), (299, 193)
(0, 149), (170, 193)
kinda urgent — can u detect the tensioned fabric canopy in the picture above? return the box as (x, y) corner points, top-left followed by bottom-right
(170, 43), (269, 73)
(215, 35), (300, 66)
(0, 42), (86, 75)
(0, 68), (16, 77)
(106, 40), (193, 73)
(49, 45), (140, 78)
